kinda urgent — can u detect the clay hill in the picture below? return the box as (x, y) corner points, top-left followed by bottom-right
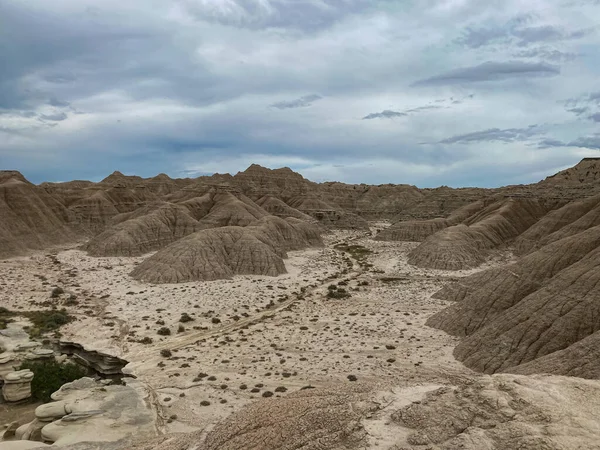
(0, 163), (495, 262)
(372, 158), (600, 379)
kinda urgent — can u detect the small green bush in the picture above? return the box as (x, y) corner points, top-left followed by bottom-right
(19, 359), (87, 402)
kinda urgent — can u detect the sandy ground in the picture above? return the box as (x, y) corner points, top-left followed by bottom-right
(0, 225), (510, 441)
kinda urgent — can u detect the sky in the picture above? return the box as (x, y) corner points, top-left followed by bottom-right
(1, 0), (599, 187)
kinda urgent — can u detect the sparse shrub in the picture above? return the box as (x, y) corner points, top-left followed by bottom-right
(50, 287), (64, 298)
(327, 288), (351, 299)
(157, 327), (171, 336)
(200, 400), (211, 406)
(160, 349), (172, 358)
(179, 313), (194, 323)
(177, 324), (185, 333)
(139, 337), (153, 344)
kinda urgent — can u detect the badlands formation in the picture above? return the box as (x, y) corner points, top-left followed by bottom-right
(1, 159), (600, 449)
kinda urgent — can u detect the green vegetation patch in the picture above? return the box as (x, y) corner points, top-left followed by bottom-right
(0, 308), (74, 338)
(19, 359), (87, 402)
(334, 243), (373, 269)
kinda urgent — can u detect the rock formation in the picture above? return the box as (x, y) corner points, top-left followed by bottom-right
(1, 369), (33, 402)
(426, 192), (600, 377)
(0, 171), (74, 258)
(13, 377), (154, 447)
(393, 374), (600, 449)
(83, 203), (201, 257)
(254, 195), (314, 222)
(131, 216), (323, 283)
(202, 384), (373, 450)
(57, 342), (128, 376)
(376, 200), (486, 242)
(407, 197), (560, 270)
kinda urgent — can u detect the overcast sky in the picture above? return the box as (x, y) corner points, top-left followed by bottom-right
(1, 0), (599, 187)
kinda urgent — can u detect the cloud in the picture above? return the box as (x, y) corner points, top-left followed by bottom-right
(180, 0), (373, 32)
(456, 14), (596, 49)
(567, 106), (589, 116)
(570, 134), (600, 149)
(589, 112), (600, 122)
(513, 48), (578, 62)
(1, 0), (599, 187)
(39, 112), (68, 121)
(362, 110), (407, 120)
(537, 138), (568, 148)
(48, 97), (71, 107)
(270, 94), (323, 109)
(413, 61), (560, 86)
(439, 125), (544, 144)
(538, 134), (600, 150)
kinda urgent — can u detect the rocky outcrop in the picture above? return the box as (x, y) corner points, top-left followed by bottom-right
(131, 216), (323, 283)
(393, 374), (600, 449)
(2, 369), (33, 402)
(0, 353), (18, 379)
(14, 377), (154, 447)
(58, 342), (128, 376)
(540, 157), (600, 186)
(202, 384), (373, 450)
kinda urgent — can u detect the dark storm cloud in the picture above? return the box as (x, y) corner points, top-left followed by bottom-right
(413, 61), (560, 86)
(362, 110), (407, 120)
(271, 95), (323, 109)
(439, 125), (543, 144)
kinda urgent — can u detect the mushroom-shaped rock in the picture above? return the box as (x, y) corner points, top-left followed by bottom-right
(2, 369), (34, 402)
